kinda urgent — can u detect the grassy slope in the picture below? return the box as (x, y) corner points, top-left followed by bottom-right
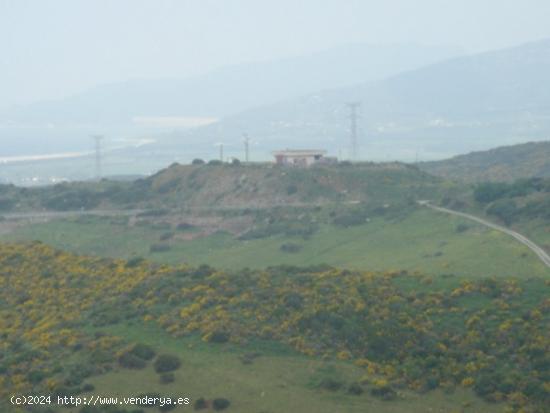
(4, 208), (548, 277)
(420, 141), (550, 182)
(1, 162), (450, 214)
(2, 243), (547, 413)
(62, 323), (503, 413)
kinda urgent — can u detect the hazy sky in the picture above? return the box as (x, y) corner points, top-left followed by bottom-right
(2, 0), (550, 109)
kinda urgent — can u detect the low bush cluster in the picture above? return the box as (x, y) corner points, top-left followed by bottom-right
(153, 355), (181, 373)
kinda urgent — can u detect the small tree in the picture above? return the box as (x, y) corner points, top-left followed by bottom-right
(212, 398), (231, 410)
(154, 354), (181, 373)
(118, 352), (146, 369)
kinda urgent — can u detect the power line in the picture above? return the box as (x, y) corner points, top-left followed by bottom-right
(92, 135), (103, 179)
(346, 102), (361, 161)
(243, 133), (250, 163)
(215, 142), (224, 162)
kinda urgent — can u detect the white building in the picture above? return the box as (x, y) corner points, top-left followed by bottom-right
(272, 149), (335, 167)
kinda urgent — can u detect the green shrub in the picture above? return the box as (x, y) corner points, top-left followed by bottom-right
(286, 184), (298, 195)
(486, 199), (518, 225)
(474, 182), (510, 203)
(176, 222), (195, 231)
(118, 352), (147, 369)
(212, 398), (231, 410)
(207, 330), (230, 344)
(370, 384), (397, 400)
(81, 383), (95, 392)
(42, 189), (101, 211)
(347, 382), (364, 395)
(153, 354), (181, 373)
(126, 257), (145, 268)
(194, 398), (207, 410)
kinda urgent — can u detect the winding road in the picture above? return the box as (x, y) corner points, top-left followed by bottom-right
(419, 201), (550, 269)
(4, 203), (550, 270)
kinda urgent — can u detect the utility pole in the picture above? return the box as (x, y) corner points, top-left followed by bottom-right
(346, 102), (361, 161)
(92, 135), (103, 179)
(215, 142), (224, 162)
(243, 133), (250, 163)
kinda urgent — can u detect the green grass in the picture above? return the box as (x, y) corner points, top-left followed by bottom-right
(4, 209), (548, 277)
(63, 323), (504, 413)
(514, 217), (550, 249)
(2, 216), (160, 258)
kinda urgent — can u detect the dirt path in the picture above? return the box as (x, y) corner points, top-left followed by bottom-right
(419, 201), (550, 269)
(1, 209), (145, 220)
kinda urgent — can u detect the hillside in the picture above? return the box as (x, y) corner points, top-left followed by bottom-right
(167, 38), (550, 161)
(437, 176), (550, 250)
(0, 162), (443, 212)
(420, 141), (550, 182)
(3, 162), (550, 278)
(0, 242), (548, 412)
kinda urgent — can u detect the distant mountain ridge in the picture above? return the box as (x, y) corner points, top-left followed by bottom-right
(169, 38), (550, 161)
(0, 43), (461, 126)
(420, 141), (550, 182)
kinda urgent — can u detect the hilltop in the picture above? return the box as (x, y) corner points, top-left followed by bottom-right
(420, 141), (550, 182)
(0, 162), (442, 212)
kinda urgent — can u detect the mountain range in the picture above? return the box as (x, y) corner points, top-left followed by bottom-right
(0, 43), (461, 126)
(2, 39), (550, 184)
(167, 38), (550, 161)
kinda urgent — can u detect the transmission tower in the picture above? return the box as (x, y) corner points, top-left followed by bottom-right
(243, 133), (250, 163)
(346, 102), (361, 161)
(215, 142), (224, 162)
(92, 135), (103, 179)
